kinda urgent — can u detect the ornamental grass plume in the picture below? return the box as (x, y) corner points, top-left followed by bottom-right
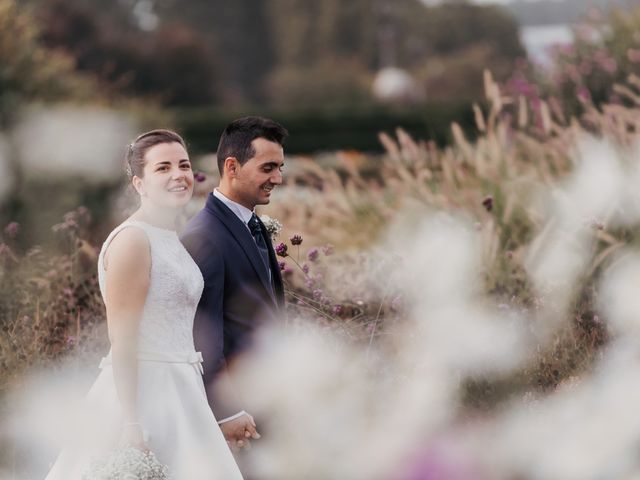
(11, 43), (640, 478)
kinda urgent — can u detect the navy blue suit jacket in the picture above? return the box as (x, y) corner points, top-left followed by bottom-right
(181, 193), (284, 419)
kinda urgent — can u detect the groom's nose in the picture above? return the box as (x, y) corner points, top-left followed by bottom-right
(270, 169), (283, 185)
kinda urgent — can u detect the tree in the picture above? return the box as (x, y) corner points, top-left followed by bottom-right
(36, 0), (219, 106)
(0, 0), (93, 126)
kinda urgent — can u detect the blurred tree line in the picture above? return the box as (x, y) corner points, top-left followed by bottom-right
(17, 0), (524, 109)
(0, 0), (95, 127)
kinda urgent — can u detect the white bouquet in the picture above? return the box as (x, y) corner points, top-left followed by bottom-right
(81, 447), (170, 480)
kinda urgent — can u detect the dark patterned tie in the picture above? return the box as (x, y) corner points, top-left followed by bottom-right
(248, 213), (271, 276)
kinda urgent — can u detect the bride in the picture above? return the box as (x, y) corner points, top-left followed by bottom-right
(45, 130), (243, 479)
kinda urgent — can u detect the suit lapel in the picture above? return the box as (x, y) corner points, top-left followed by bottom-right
(258, 216), (285, 306)
(206, 194), (276, 304)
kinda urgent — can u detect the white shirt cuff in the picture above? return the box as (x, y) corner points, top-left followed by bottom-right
(217, 410), (247, 425)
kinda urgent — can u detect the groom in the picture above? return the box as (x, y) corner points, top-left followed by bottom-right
(181, 116), (287, 450)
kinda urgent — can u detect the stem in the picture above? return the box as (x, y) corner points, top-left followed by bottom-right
(286, 289), (335, 321)
(366, 287), (391, 358)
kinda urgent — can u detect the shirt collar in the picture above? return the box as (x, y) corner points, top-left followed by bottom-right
(213, 188), (254, 226)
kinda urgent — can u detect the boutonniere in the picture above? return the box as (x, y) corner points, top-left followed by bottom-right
(260, 215), (283, 242)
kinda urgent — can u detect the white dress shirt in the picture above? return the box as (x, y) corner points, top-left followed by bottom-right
(213, 188), (254, 228)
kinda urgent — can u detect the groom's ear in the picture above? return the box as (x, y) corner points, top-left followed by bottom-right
(224, 157), (239, 178)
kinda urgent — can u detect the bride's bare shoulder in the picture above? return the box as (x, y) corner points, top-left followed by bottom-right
(103, 225), (150, 271)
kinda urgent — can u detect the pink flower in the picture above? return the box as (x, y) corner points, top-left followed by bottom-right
(628, 49), (640, 63)
(322, 244), (334, 256)
(4, 222), (19, 239)
(600, 58), (617, 74)
(577, 86), (591, 103)
(307, 248), (319, 262)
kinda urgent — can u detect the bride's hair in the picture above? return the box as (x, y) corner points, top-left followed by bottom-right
(125, 129), (187, 180)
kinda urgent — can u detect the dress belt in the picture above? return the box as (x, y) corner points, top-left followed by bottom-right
(99, 350), (204, 375)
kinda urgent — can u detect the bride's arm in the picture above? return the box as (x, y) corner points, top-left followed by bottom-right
(103, 227), (150, 448)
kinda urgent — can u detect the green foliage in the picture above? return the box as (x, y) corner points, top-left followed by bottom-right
(174, 102), (477, 154)
(0, 0), (93, 126)
(37, 0), (219, 106)
(26, 0), (524, 108)
(0, 208), (107, 394)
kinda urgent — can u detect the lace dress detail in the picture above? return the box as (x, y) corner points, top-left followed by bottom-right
(45, 220), (243, 480)
(97, 221), (204, 354)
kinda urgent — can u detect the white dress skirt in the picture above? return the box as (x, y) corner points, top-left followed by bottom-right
(44, 221), (243, 480)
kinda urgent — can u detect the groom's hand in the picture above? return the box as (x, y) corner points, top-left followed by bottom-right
(221, 413), (260, 451)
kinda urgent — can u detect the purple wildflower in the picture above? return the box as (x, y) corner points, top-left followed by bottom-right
(307, 248), (319, 262)
(302, 263), (310, 275)
(194, 172), (207, 182)
(481, 196), (493, 212)
(628, 48), (640, 63)
(77, 206), (91, 222)
(63, 212), (78, 223)
(322, 244), (334, 256)
(332, 305), (343, 316)
(278, 261), (286, 271)
(290, 234), (303, 246)
(275, 243), (288, 257)
(390, 295), (402, 311)
(4, 222), (19, 239)
(577, 86), (591, 103)
(312, 289), (323, 300)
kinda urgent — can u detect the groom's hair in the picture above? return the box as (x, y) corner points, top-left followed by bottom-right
(216, 116), (288, 176)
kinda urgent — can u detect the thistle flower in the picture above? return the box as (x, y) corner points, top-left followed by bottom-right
(278, 261), (286, 271)
(308, 248), (319, 262)
(290, 234), (303, 246)
(275, 243), (288, 257)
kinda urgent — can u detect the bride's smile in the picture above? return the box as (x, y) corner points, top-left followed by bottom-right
(132, 142), (194, 209)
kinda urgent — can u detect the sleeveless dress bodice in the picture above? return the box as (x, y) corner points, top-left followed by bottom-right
(45, 220), (243, 480)
(97, 220), (204, 354)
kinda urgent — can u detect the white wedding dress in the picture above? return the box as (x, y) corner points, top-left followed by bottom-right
(45, 220), (243, 479)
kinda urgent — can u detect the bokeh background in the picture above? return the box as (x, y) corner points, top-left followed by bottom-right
(5, 0), (640, 478)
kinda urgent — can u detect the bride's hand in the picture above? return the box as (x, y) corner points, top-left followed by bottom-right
(120, 423), (150, 452)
